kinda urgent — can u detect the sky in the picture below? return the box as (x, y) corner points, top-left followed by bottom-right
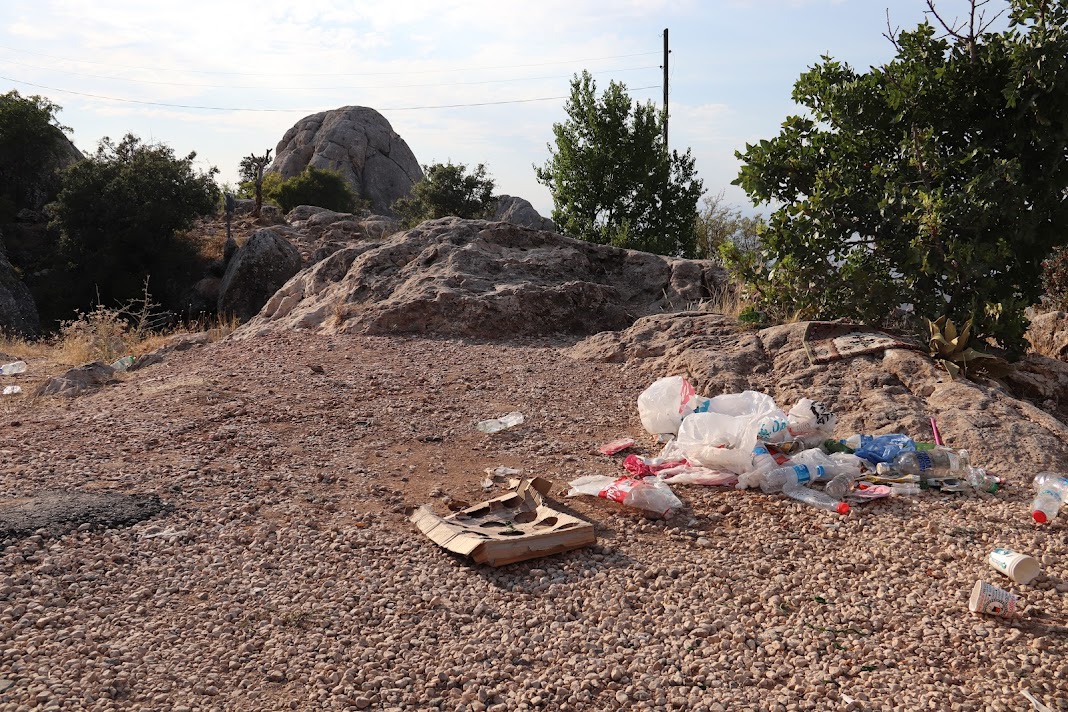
(0, 0), (1010, 218)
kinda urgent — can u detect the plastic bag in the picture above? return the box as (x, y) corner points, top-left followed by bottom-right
(850, 434), (916, 464)
(787, 398), (837, 446)
(637, 376), (701, 435)
(674, 391), (788, 473)
(657, 465), (738, 487)
(622, 454), (688, 477)
(566, 475), (683, 518)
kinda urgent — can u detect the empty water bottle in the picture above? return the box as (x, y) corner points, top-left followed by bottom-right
(876, 447), (969, 479)
(783, 482), (849, 514)
(759, 464), (824, 493)
(1032, 472), (1068, 524)
(0, 360), (28, 376)
(965, 466), (999, 494)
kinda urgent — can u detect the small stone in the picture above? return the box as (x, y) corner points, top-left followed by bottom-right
(354, 697), (370, 709)
(697, 537), (713, 548)
(616, 691), (630, 704)
(266, 670), (286, 683)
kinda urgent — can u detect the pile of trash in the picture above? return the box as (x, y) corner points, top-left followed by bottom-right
(567, 375), (1011, 520)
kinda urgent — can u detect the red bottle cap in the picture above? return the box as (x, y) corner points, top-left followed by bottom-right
(1033, 510), (1048, 524)
(836, 503), (850, 515)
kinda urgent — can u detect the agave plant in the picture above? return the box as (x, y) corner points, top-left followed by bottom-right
(924, 316), (1010, 379)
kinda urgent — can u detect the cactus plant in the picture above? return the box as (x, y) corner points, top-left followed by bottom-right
(924, 316), (1010, 379)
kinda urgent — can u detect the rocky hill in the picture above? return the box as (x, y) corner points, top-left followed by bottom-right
(1, 221), (1066, 710)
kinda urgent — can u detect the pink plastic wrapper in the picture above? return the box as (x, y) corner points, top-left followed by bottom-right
(599, 438), (636, 456)
(622, 454), (688, 477)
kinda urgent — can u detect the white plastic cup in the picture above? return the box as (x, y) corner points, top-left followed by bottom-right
(986, 548), (1041, 585)
(969, 580), (1018, 618)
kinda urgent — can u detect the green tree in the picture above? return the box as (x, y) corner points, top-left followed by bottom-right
(274, 166), (357, 214)
(695, 191), (764, 260)
(535, 71), (703, 257)
(0, 90), (72, 221)
(238, 149), (272, 218)
(238, 171), (283, 207)
(392, 161), (496, 228)
(49, 133), (219, 307)
(731, 0), (1068, 352)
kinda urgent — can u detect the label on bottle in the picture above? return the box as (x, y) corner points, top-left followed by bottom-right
(793, 465), (811, 485)
(916, 452), (934, 472)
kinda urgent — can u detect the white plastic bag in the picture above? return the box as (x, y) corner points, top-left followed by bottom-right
(657, 465), (738, 487)
(637, 376), (700, 436)
(566, 475), (683, 518)
(674, 391), (788, 473)
(787, 398), (837, 445)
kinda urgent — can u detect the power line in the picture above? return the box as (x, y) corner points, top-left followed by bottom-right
(0, 58), (659, 90)
(0, 44), (661, 77)
(0, 74), (659, 112)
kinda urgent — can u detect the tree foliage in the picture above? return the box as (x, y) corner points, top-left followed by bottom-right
(392, 161), (496, 228)
(49, 133), (219, 307)
(274, 166), (357, 214)
(238, 149), (272, 217)
(730, 0), (1068, 352)
(695, 191), (764, 260)
(0, 90), (71, 221)
(535, 71), (703, 257)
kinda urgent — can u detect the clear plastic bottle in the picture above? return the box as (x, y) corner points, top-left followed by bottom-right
(751, 444), (779, 474)
(783, 482), (850, 514)
(0, 360), (28, 376)
(965, 466), (998, 494)
(889, 483), (921, 496)
(824, 473), (857, 499)
(1032, 472), (1068, 524)
(476, 411), (524, 433)
(759, 464), (824, 493)
(876, 447), (969, 479)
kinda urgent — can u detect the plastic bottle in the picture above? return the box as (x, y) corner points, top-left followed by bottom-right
(965, 466), (999, 494)
(751, 444), (779, 474)
(1031, 472), (1068, 524)
(876, 447), (969, 479)
(889, 483), (921, 496)
(759, 464), (824, 494)
(0, 360), (28, 376)
(783, 482), (850, 514)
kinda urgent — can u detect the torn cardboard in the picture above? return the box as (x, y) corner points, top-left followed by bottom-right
(410, 477), (596, 566)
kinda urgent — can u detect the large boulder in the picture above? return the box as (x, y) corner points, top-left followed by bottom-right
(269, 107), (423, 216)
(217, 229), (302, 322)
(236, 217), (725, 339)
(492, 195), (556, 232)
(0, 236), (40, 336)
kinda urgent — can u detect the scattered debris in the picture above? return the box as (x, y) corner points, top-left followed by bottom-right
(110, 355), (135, 372)
(476, 411), (524, 434)
(598, 437), (635, 456)
(2, 385), (20, 395)
(969, 580), (1018, 618)
(0, 360), (27, 375)
(1021, 688), (1054, 712)
(410, 477), (596, 566)
(986, 548), (1041, 585)
(567, 475), (683, 519)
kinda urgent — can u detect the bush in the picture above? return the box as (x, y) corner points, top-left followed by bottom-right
(1042, 246), (1068, 313)
(0, 90), (71, 221)
(392, 161), (496, 228)
(275, 167), (357, 214)
(238, 171), (283, 206)
(48, 133), (219, 310)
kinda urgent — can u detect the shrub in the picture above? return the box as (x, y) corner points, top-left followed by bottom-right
(48, 133), (219, 310)
(0, 90), (71, 221)
(275, 167), (357, 214)
(392, 161), (496, 228)
(1041, 246), (1068, 313)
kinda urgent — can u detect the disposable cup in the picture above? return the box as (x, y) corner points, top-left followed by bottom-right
(969, 580), (1018, 618)
(987, 548), (1041, 585)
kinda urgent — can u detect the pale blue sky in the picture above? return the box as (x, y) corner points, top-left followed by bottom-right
(0, 0), (1007, 218)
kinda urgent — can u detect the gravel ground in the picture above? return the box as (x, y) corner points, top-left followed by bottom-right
(0, 331), (1066, 711)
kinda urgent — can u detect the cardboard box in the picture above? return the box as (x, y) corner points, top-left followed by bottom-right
(410, 477), (596, 566)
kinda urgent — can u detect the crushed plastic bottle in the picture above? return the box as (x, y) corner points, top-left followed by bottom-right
(476, 411), (524, 433)
(111, 355), (135, 372)
(783, 482), (850, 514)
(759, 464), (824, 494)
(1031, 472), (1068, 524)
(876, 447), (969, 479)
(965, 466), (999, 494)
(889, 483), (921, 496)
(0, 360), (28, 376)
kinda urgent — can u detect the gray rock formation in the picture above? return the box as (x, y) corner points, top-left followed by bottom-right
(569, 312), (1068, 475)
(236, 217), (725, 339)
(218, 229), (302, 322)
(492, 195), (556, 232)
(35, 361), (116, 398)
(269, 107), (423, 216)
(0, 236), (40, 336)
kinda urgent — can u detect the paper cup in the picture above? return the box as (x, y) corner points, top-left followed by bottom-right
(987, 548), (1041, 585)
(969, 580), (1018, 618)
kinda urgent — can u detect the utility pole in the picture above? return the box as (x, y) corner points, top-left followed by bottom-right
(662, 27), (669, 150)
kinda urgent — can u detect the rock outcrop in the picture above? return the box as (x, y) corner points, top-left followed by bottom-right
(569, 311), (1068, 475)
(269, 107), (423, 216)
(237, 218), (725, 340)
(0, 236), (40, 336)
(218, 229), (302, 322)
(492, 195), (556, 232)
